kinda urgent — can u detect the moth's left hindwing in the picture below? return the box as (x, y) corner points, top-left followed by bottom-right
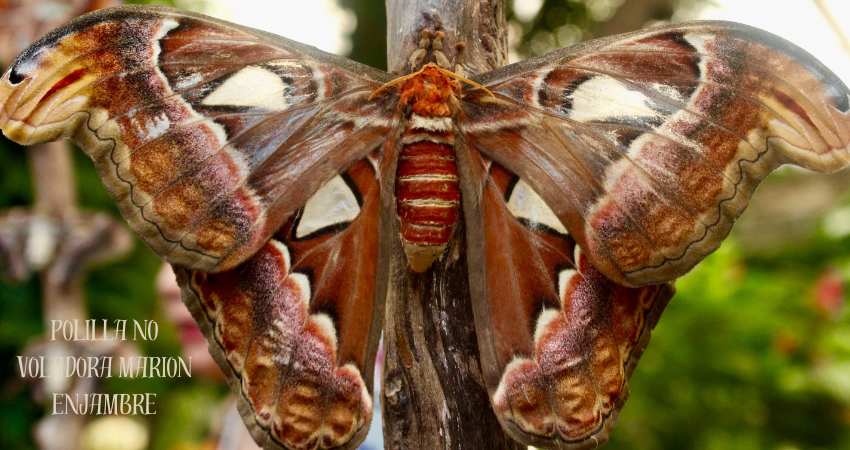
(177, 152), (389, 450)
(0, 5), (396, 450)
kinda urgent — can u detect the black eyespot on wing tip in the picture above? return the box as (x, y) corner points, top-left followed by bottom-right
(7, 66), (24, 85)
(836, 92), (850, 114)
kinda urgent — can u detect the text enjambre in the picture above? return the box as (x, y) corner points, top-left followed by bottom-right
(53, 393), (157, 415)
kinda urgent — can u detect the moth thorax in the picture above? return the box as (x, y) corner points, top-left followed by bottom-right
(395, 114), (460, 273)
(399, 66), (457, 117)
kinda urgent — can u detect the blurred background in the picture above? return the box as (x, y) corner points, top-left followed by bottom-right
(0, 0), (848, 449)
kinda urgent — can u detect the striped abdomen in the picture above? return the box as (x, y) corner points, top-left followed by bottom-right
(395, 115), (460, 272)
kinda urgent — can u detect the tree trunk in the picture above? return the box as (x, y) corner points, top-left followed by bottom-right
(380, 1), (523, 449)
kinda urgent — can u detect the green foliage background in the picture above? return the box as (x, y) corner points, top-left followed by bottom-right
(1, 1), (849, 449)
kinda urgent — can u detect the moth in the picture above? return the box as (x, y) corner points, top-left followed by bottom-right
(1, 5), (849, 450)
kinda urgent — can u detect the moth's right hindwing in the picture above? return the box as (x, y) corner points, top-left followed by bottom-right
(459, 153), (673, 449)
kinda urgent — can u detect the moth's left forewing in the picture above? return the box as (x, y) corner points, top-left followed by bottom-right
(457, 141), (673, 448)
(465, 21), (850, 288)
(0, 5), (398, 273)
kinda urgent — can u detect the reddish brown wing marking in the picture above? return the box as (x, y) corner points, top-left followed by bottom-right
(0, 0), (122, 67)
(461, 156), (673, 448)
(176, 153), (386, 450)
(465, 21), (850, 288)
(0, 5), (397, 273)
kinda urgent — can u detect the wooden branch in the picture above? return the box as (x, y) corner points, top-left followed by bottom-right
(381, 1), (522, 449)
(27, 141), (78, 218)
(386, 0), (507, 75)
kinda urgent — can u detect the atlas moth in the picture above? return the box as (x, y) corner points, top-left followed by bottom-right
(1, 5), (848, 450)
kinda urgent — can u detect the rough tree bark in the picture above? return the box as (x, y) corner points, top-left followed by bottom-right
(380, 1), (523, 449)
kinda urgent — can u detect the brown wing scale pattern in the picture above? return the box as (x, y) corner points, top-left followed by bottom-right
(461, 159), (673, 448)
(0, 6), (396, 273)
(466, 22), (850, 287)
(176, 154), (386, 450)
